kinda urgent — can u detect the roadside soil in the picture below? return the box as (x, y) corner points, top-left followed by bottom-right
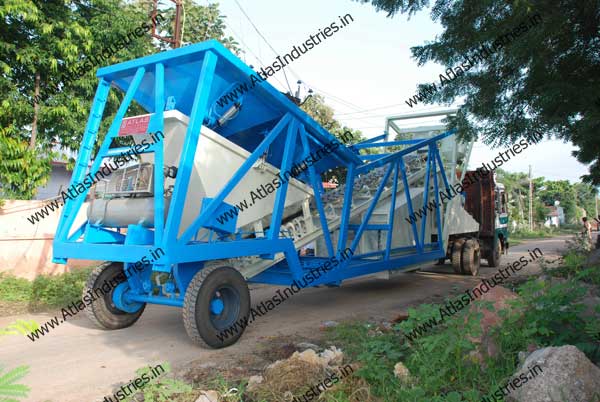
(0, 235), (569, 402)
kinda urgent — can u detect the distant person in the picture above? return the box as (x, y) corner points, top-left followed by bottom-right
(582, 217), (592, 242)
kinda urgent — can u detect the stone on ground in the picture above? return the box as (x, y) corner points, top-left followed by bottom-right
(505, 345), (600, 402)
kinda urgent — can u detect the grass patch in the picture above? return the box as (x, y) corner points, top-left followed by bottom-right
(0, 274), (32, 302)
(510, 224), (579, 241)
(0, 267), (94, 312)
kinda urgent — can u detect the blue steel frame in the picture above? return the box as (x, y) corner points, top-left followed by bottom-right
(53, 40), (456, 310)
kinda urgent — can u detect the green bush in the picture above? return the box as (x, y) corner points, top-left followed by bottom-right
(0, 274), (32, 302)
(492, 278), (599, 366)
(30, 267), (93, 308)
(0, 267), (93, 309)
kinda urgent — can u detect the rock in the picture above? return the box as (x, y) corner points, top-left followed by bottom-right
(393, 362), (412, 383)
(319, 346), (344, 366)
(195, 390), (219, 402)
(505, 345), (600, 402)
(320, 320), (339, 329)
(292, 349), (323, 366)
(268, 346), (345, 370)
(247, 375), (263, 392)
(296, 342), (320, 351)
(392, 312), (409, 323)
(380, 321), (394, 331)
(467, 286), (520, 359)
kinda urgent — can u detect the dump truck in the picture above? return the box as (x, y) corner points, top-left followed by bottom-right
(53, 40), (506, 348)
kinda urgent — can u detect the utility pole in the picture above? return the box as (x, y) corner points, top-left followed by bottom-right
(528, 165), (533, 231)
(151, 0), (183, 48)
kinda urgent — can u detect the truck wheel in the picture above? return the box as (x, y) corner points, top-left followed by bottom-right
(487, 241), (501, 267)
(451, 239), (466, 274)
(84, 262), (145, 330)
(462, 239), (481, 276)
(183, 265), (250, 348)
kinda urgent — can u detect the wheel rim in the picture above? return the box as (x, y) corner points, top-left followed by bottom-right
(112, 282), (145, 314)
(209, 286), (241, 331)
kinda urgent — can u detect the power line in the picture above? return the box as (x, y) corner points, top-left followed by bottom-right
(337, 103), (448, 117)
(226, 25), (288, 90)
(233, 0), (293, 94)
(335, 102), (409, 116)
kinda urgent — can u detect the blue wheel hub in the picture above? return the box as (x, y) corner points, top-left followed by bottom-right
(113, 282), (144, 313)
(210, 298), (225, 315)
(209, 287), (241, 330)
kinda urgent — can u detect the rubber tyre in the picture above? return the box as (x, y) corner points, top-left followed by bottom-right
(462, 239), (481, 276)
(451, 239), (466, 274)
(487, 240), (501, 268)
(84, 262), (146, 330)
(183, 266), (250, 348)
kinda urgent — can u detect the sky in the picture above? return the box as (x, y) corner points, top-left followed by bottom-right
(203, 0), (590, 183)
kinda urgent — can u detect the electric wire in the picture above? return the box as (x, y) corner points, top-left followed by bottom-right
(226, 25), (288, 90)
(233, 0), (293, 94)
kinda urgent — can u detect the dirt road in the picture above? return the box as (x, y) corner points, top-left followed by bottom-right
(0, 236), (569, 402)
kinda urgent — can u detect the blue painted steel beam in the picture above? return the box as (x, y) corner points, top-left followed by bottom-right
(299, 124), (334, 257)
(337, 163), (356, 254)
(385, 162), (400, 260)
(153, 62), (166, 248)
(164, 52), (217, 246)
(431, 148), (444, 252)
(360, 154), (391, 161)
(268, 119), (298, 240)
(399, 157), (422, 252)
(353, 140), (425, 149)
(127, 294), (184, 307)
(347, 224), (390, 231)
(355, 133), (386, 145)
(420, 146), (432, 247)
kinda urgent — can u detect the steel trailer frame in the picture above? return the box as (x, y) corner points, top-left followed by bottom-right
(53, 40), (456, 317)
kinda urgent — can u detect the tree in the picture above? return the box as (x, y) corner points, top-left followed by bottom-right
(0, 127), (51, 199)
(0, 0), (238, 199)
(300, 94), (364, 184)
(495, 169), (529, 226)
(358, 0), (600, 184)
(537, 180), (577, 223)
(155, 1), (239, 52)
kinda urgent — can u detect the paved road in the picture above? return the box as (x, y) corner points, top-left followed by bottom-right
(0, 236), (569, 402)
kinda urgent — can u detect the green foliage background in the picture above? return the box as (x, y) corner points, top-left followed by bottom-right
(358, 0), (600, 186)
(0, 0), (238, 199)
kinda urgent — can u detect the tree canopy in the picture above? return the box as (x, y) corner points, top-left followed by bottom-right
(0, 0), (237, 199)
(358, 0), (600, 185)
